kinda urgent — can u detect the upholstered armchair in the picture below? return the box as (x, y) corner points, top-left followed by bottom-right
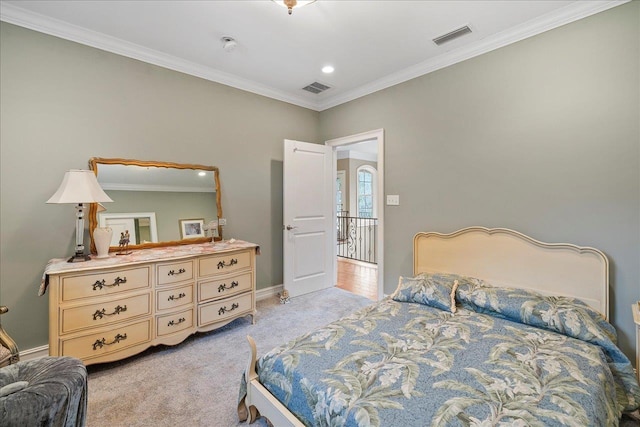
(1, 357), (88, 427)
(0, 307), (88, 426)
(0, 306), (19, 367)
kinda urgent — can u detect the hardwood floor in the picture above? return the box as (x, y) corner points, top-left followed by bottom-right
(336, 258), (378, 300)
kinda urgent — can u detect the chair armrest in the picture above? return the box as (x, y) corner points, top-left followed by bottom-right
(0, 306), (19, 367)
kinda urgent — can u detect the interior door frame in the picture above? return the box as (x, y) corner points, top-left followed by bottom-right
(326, 129), (384, 300)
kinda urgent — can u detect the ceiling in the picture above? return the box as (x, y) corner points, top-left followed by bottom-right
(0, 1), (626, 111)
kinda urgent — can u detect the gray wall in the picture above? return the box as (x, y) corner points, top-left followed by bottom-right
(320, 2), (639, 361)
(1, 2), (638, 364)
(0, 22), (319, 350)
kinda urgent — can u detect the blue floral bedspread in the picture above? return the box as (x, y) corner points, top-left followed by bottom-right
(240, 285), (639, 427)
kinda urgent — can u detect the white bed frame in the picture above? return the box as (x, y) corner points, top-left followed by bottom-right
(241, 227), (609, 426)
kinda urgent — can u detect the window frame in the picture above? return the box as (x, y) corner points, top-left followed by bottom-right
(356, 165), (377, 218)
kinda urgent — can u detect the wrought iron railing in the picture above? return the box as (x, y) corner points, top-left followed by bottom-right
(337, 215), (378, 264)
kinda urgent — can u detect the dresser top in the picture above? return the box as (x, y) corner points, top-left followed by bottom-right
(40, 240), (258, 296)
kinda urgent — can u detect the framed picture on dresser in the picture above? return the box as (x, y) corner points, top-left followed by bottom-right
(179, 218), (205, 239)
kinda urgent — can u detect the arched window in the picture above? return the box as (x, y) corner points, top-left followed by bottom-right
(357, 165), (376, 218)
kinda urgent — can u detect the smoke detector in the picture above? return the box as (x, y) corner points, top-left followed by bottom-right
(221, 36), (237, 52)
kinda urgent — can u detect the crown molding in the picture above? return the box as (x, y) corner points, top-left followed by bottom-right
(316, 0), (629, 111)
(0, 2), (318, 110)
(337, 150), (377, 162)
(1, 1), (628, 112)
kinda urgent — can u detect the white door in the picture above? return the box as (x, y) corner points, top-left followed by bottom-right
(283, 139), (334, 298)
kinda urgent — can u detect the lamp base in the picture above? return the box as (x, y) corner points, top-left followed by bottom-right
(67, 253), (91, 263)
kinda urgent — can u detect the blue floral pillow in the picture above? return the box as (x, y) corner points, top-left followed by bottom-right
(456, 283), (617, 343)
(391, 272), (459, 312)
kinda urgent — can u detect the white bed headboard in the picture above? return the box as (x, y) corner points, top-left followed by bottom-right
(413, 227), (609, 320)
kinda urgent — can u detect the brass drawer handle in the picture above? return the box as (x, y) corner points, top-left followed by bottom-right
(92, 276), (127, 290)
(218, 302), (239, 316)
(168, 292), (186, 301)
(217, 258), (238, 269)
(92, 304), (127, 320)
(167, 268), (186, 276)
(218, 281), (239, 293)
(168, 317), (186, 327)
(92, 333), (127, 350)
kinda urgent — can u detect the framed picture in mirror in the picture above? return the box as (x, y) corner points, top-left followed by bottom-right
(179, 218), (205, 239)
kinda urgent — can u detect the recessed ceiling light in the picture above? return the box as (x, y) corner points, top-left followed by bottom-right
(198, 171), (207, 177)
(322, 65), (334, 74)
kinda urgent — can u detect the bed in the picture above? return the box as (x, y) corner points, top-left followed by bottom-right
(238, 227), (640, 426)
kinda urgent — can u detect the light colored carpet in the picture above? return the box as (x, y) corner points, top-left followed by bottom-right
(86, 287), (639, 427)
(86, 287), (372, 427)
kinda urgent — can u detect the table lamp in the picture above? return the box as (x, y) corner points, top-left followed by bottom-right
(47, 170), (113, 262)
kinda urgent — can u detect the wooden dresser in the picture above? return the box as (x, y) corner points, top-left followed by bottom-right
(43, 240), (258, 365)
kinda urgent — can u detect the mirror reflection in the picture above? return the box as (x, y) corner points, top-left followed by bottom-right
(98, 212), (158, 245)
(88, 158), (222, 253)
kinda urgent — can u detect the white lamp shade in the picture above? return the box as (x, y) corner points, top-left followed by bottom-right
(47, 170), (113, 204)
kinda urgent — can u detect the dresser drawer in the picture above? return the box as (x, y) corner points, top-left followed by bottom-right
(157, 284), (194, 311)
(61, 293), (151, 334)
(61, 266), (150, 302)
(199, 292), (253, 327)
(199, 272), (252, 303)
(60, 319), (152, 360)
(157, 260), (194, 285)
(199, 250), (252, 277)
(156, 308), (194, 337)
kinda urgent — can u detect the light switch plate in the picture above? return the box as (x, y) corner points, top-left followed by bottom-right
(386, 195), (400, 206)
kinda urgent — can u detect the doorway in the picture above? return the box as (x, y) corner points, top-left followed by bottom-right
(326, 129), (384, 301)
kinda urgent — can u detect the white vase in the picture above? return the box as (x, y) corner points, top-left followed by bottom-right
(94, 227), (113, 259)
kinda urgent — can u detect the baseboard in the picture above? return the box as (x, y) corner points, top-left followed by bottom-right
(18, 285), (284, 359)
(256, 284), (283, 301)
(19, 344), (49, 361)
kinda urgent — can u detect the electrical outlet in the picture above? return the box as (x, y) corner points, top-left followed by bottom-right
(219, 218), (227, 226)
(386, 195), (400, 206)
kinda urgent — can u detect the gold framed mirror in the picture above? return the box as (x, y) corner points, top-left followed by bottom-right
(88, 157), (222, 253)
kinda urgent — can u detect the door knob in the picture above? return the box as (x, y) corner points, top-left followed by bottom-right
(286, 225), (297, 230)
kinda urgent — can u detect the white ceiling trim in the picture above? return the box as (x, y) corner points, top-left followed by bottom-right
(1, 1), (628, 112)
(337, 150), (378, 162)
(0, 2), (318, 110)
(317, 0), (628, 110)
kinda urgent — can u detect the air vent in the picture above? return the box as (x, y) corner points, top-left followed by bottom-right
(433, 25), (472, 46)
(302, 81), (331, 94)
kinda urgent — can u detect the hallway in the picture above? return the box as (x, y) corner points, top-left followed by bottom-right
(336, 258), (378, 301)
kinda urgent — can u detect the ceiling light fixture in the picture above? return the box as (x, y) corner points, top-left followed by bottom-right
(272, 0), (317, 15)
(322, 65), (334, 74)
